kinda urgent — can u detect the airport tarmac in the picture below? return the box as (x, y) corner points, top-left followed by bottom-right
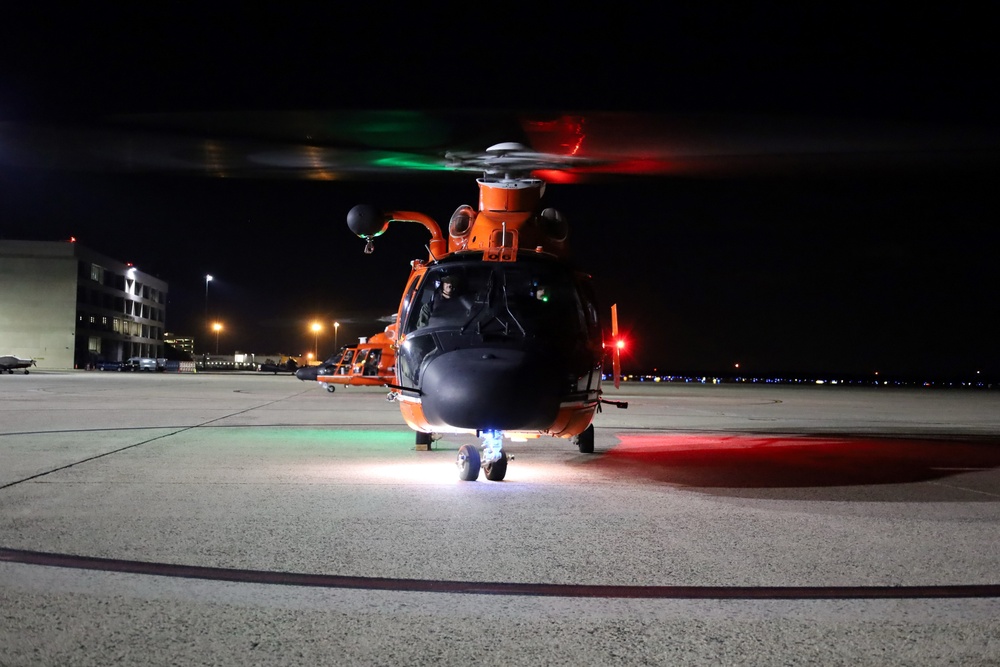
(1, 372), (999, 666)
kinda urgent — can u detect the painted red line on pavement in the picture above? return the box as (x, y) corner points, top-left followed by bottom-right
(3, 548), (998, 599)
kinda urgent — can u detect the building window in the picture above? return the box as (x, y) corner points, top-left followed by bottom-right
(91, 264), (104, 283)
(88, 337), (101, 353)
(113, 318), (121, 333)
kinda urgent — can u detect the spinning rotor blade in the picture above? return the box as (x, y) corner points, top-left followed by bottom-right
(0, 110), (522, 179)
(519, 112), (1000, 181)
(2, 109), (997, 182)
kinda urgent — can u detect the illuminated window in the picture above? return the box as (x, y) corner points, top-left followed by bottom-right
(88, 337), (101, 353)
(90, 264), (104, 283)
(113, 318), (121, 333)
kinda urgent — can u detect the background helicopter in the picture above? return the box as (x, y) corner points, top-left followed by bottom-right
(347, 142), (630, 480)
(312, 329), (397, 394)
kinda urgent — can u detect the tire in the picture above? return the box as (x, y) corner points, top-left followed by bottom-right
(457, 444), (480, 481)
(575, 424), (595, 454)
(483, 452), (508, 481)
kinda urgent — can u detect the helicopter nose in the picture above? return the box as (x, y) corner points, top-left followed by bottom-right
(419, 348), (562, 431)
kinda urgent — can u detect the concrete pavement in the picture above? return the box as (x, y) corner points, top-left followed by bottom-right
(2, 372), (999, 665)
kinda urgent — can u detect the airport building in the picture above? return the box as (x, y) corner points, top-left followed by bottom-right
(0, 240), (168, 370)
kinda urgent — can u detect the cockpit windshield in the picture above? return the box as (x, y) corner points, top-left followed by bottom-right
(402, 259), (588, 338)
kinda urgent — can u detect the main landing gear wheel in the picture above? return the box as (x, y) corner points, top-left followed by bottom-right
(574, 424), (595, 454)
(483, 451), (509, 481)
(457, 444), (481, 481)
(326, 385), (335, 393)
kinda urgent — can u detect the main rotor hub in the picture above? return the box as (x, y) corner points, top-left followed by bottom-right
(445, 142), (590, 180)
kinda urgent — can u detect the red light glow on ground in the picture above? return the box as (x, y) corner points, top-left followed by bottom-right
(601, 433), (1000, 489)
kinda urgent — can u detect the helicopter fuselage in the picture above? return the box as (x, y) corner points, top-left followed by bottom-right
(393, 252), (604, 438)
(347, 163), (609, 446)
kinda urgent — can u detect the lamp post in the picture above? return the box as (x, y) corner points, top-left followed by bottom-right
(204, 274), (213, 327)
(311, 321), (322, 359)
(212, 322), (222, 354)
(334, 321), (340, 350)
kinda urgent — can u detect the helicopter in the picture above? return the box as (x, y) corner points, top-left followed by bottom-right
(311, 329), (398, 393)
(346, 143), (627, 481)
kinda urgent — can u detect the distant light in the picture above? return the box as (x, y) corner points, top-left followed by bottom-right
(206, 274), (213, 282)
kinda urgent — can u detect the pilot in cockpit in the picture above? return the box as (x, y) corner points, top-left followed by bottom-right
(416, 274), (462, 328)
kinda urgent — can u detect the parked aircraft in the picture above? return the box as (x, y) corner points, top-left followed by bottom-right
(0, 355), (37, 374)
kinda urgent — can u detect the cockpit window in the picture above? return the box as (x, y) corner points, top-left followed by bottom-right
(402, 260), (587, 337)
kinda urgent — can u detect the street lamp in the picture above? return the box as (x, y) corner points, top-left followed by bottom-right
(212, 322), (222, 354)
(334, 321), (340, 350)
(204, 274), (213, 333)
(311, 321), (322, 359)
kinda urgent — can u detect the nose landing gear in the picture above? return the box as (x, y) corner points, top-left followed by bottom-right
(456, 430), (512, 481)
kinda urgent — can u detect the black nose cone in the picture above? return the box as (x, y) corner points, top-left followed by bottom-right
(295, 366), (319, 381)
(420, 348), (561, 431)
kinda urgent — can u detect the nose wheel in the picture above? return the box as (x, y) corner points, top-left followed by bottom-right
(483, 451), (509, 481)
(457, 444), (481, 481)
(456, 431), (511, 481)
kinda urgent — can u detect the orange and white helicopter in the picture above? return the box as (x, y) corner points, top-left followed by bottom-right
(346, 143), (626, 481)
(313, 329), (397, 393)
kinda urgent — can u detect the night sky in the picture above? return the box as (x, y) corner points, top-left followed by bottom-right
(2, 7), (997, 380)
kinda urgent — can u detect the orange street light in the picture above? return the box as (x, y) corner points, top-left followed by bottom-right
(311, 321), (322, 359)
(212, 321), (223, 354)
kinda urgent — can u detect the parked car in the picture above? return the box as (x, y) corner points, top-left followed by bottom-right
(97, 360), (126, 371)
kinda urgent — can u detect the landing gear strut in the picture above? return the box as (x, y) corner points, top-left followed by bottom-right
(455, 430), (511, 482)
